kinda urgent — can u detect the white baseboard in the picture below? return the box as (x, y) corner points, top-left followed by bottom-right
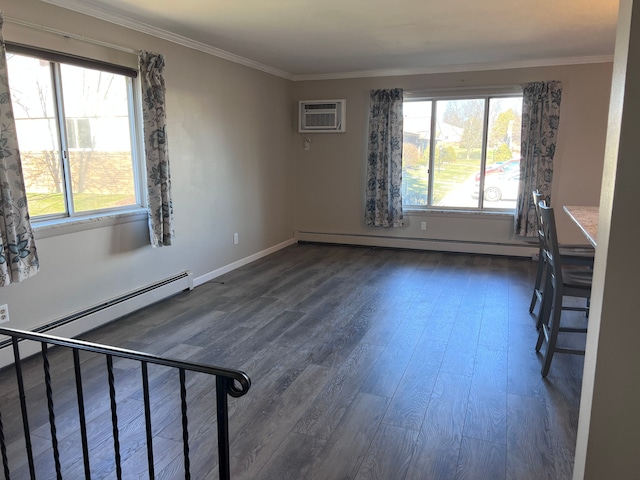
(193, 238), (297, 287)
(1, 239), (298, 367)
(0, 234), (530, 369)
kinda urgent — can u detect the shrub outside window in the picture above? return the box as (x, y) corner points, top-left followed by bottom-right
(402, 94), (523, 210)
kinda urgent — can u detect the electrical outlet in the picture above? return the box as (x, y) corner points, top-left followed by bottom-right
(420, 221), (427, 231)
(233, 232), (239, 245)
(0, 304), (9, 324)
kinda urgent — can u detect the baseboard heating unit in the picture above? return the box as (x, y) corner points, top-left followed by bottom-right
(0, 271), (193, 364)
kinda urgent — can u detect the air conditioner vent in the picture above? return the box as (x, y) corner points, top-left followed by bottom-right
(299, 99), (346, 133)
(305, 103), (337, 110)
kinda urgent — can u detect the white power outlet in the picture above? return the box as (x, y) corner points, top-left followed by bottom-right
(420, 221), (427, 231)
(233, 232), (239, 245)
(0, 304), (9, 324)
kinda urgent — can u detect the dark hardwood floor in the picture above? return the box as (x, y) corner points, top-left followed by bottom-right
(0, 243), (585, 479)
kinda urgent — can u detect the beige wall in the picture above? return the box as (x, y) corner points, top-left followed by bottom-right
(0, 0), (294, 335)
(0, 1), (613, 353)
(292, 64), (612, 255)
(0, 2), (630, 475)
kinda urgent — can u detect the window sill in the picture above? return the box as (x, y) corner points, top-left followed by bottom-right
(33, 208), (148, 240)
(404, 208), (515, 218)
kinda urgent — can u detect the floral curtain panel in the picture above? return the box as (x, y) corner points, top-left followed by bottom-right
(514, 81), (562, 237)
(139, 50), (174, 247)
(365, 88), (404, 228)
(0, 12), (39, 286)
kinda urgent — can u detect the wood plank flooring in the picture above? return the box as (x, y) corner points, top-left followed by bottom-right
(0, 243), (585, 479)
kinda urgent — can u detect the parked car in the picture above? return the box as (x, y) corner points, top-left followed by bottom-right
(474, 158), (520, 182)
(473, 170), (520, 202)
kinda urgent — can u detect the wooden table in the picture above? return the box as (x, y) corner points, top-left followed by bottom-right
(563, 206), (599, 247)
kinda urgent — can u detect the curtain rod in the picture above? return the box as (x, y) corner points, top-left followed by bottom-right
(4, 15), (137, 55)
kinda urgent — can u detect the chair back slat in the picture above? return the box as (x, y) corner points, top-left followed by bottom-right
(538, 203), (564, 289)
(533, 190), (546, 253)
(532, 190), (544, 220)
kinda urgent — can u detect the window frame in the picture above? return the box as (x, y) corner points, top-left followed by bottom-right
(402, 88), (523, 213)
(5, 42), (147, 226)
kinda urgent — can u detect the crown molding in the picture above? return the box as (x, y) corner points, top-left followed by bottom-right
(39, 1), (612, 83)
(40, 0), (294, 80)
(292, 55), (615, 82)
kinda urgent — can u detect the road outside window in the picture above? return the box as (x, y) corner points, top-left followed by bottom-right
(402, 94), (523, 210)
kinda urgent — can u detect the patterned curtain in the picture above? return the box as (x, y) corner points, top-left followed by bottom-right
(139, 50), (174, 247)
(365, 88), (404, 228)
(514, 81), (562, 237)
(0, 13), (39, 286)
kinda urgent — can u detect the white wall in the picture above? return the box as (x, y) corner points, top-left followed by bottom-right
(292, 64), (612, 255)
(0, 0), (295, 335)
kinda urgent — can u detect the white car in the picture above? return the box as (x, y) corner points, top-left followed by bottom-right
(473, 171), (520, 202)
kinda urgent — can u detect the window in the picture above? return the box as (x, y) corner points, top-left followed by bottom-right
(5, 48), (143, 220)
(402, 93), (523, 210)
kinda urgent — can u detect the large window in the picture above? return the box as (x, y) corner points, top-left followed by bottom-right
(5, 48), (143, 220)
(402, 94), (523, 210)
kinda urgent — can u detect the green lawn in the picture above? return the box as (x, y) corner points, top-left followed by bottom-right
(404, 156), (504, 206)
(27, 193), (135, 217)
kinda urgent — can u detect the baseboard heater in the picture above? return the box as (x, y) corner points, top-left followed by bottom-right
(0, 271), (193, 350)
(296, 231), (537, 257)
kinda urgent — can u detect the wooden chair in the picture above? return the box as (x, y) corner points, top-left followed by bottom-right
(529, 190), (594, 327)
(535, 203), (592, 377)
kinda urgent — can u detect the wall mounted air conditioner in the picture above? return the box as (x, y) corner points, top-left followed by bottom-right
(299, 99), (346, 133)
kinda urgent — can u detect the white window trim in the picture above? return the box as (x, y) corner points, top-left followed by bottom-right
(33, 208), (149, 240)
(7, 44), (148, 231)
(403, 207), (516, 217)
(403, 86), (524, 213)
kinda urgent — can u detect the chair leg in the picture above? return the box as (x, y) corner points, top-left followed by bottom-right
(536, 271), (552, 350)
(535, 322), (545, 352)
(535, 266), (552, 330)
(541, 289), (563, 377)
(529, 250), (544, 313)
(535, 296), (550, 352)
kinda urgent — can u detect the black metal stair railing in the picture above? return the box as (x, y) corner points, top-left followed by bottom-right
(0, 327), (251, 480)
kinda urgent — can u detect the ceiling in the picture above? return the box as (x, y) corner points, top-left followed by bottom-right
(43, 0), (619, 80)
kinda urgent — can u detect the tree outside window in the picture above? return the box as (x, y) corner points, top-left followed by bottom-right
(402, 94), (522, 210)
(6, 52), (140, 218)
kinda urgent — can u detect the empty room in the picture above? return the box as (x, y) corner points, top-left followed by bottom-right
(0, 0), (637, 479)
